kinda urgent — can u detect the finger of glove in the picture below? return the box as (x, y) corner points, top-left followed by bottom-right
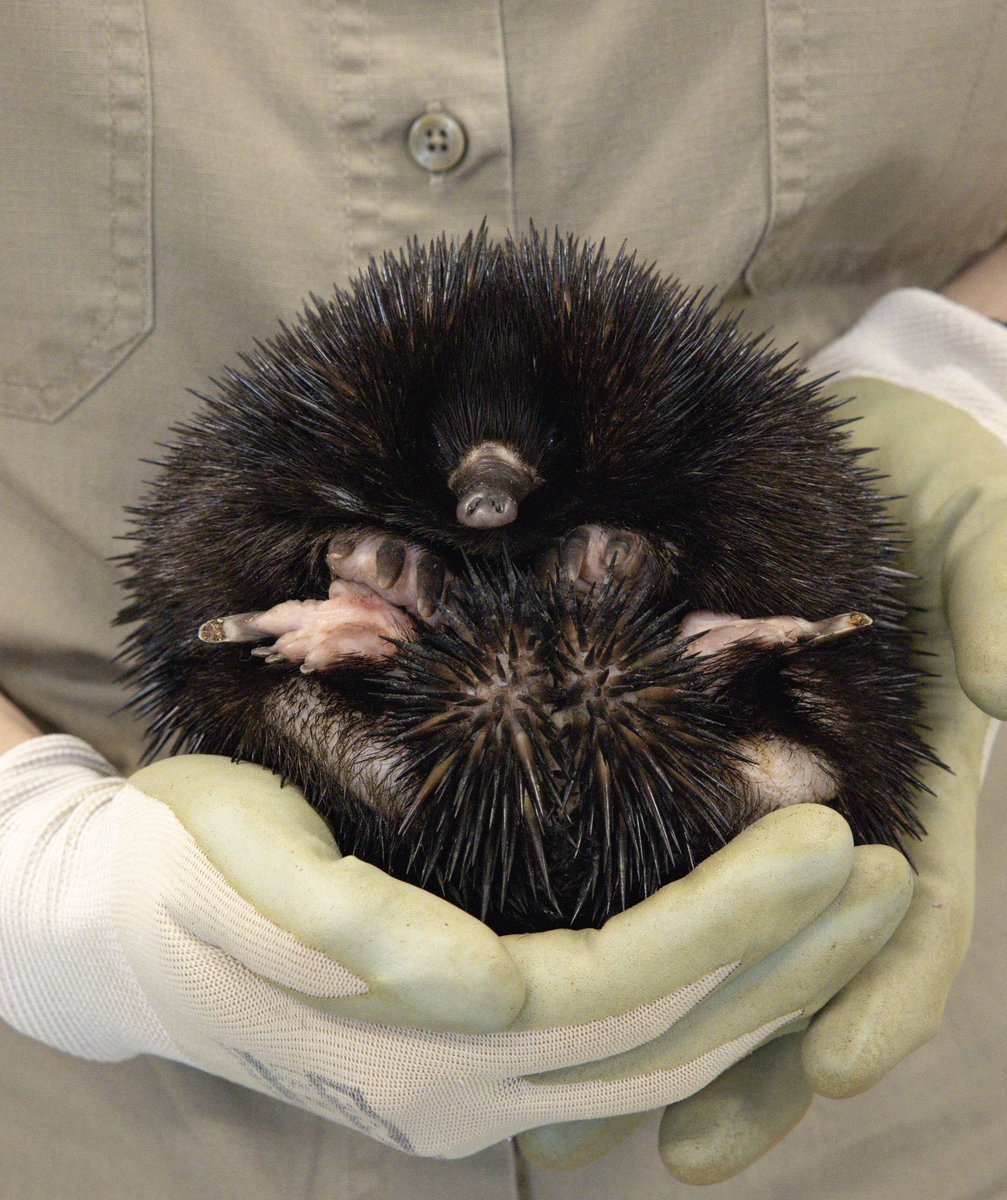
(515, 1036), (812, 1179)
(838, 381), (1007, 719)
(802, 691), (989, 1097)
(800, 381), (996, 1094)
(658, 1033), (812, 1185)
(380, 803), (853, 1082)
(501, 804), (854, 1044)
(500, 845), (910, 1123)
(517, 1112), (651, 1173)
(127, 756), (525, 1032)
(322, 805), (854, 1084)
(123, 771), (850, 1064)
(943, 506), (1007, 719)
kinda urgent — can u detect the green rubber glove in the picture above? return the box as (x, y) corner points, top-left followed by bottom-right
(658, 381), (1005, 1183)
(519, 377), (1005, 1180)
(127, 757), (910, 1157)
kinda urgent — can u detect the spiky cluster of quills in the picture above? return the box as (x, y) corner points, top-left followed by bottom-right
(322, 556), (932, 931)
(356, 564), (747, 930)
(119, 225), (938, 934)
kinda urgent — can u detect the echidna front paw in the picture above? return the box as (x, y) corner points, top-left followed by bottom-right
(326, 529), (449, 621)
(539, 525), (653, 593)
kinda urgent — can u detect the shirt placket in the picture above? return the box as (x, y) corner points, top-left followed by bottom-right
(330, 0), (514, 277)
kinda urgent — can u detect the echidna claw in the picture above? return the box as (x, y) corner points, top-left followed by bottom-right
(416, 554), (447, 620)
(781, 611), (873, 653)
(326, 528), (449, 623)
(197, 612), (268, 643)
(539, 525), (654, 593)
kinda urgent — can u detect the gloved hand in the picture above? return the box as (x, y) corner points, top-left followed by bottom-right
(0, 735), (911, 1158)
(519, 288), (1007, 1180)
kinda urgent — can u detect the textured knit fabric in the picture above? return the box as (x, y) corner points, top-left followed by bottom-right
(0, 734), (817, 1158)
(809, 289), (1007, 444)
(2, 1), (1007, 1196)
(0, 737), (178, 1060)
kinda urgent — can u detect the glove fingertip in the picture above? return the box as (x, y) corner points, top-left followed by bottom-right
(801, 1004), (943, 1099)
(954, 658), (1007, 723)
(517, 1113), (648, 1172)
(658, 1034), (812, 1185)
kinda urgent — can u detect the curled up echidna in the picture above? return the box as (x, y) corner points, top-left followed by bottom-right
(119, 227), (936, 934)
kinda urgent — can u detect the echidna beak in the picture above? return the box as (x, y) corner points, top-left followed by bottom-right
(457, 489), (518, 528)
(448, 440), (542, 529)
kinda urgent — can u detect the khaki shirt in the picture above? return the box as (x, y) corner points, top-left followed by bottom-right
(1, 3), (1005, 1197)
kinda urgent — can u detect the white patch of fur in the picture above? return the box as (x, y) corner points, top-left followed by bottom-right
(736, 735), (838, 810)
(326, 486), (362, 509)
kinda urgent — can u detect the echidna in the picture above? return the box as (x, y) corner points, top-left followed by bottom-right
(119, 227), (935, 934)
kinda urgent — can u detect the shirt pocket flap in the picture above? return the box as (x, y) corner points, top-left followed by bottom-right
(0, 1), (152, 422)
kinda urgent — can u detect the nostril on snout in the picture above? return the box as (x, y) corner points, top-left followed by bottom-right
(457, 490), (518, 528)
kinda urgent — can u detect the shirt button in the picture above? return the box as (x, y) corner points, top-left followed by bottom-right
(407, 108), (468, 173)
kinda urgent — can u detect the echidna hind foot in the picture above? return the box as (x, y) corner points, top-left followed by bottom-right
(197, 525), (446, 669)
(198, 578), (418, 671)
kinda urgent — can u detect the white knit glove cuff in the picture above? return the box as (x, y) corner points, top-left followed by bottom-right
(0, 734), (180, 1061)
(807, 287), (1007, 445)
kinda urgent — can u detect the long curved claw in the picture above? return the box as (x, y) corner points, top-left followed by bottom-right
(681, 611), (874, 660)
(538, 525), (658, 593)
(198, 612), (269, 643)
(375, 538), (408, 590)
(326, 530), (449, 622)
(416, 553), (448, 620)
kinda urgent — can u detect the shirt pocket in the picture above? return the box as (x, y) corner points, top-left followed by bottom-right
(744, 0), (1007, 294)
(0, 1), (152, 422)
